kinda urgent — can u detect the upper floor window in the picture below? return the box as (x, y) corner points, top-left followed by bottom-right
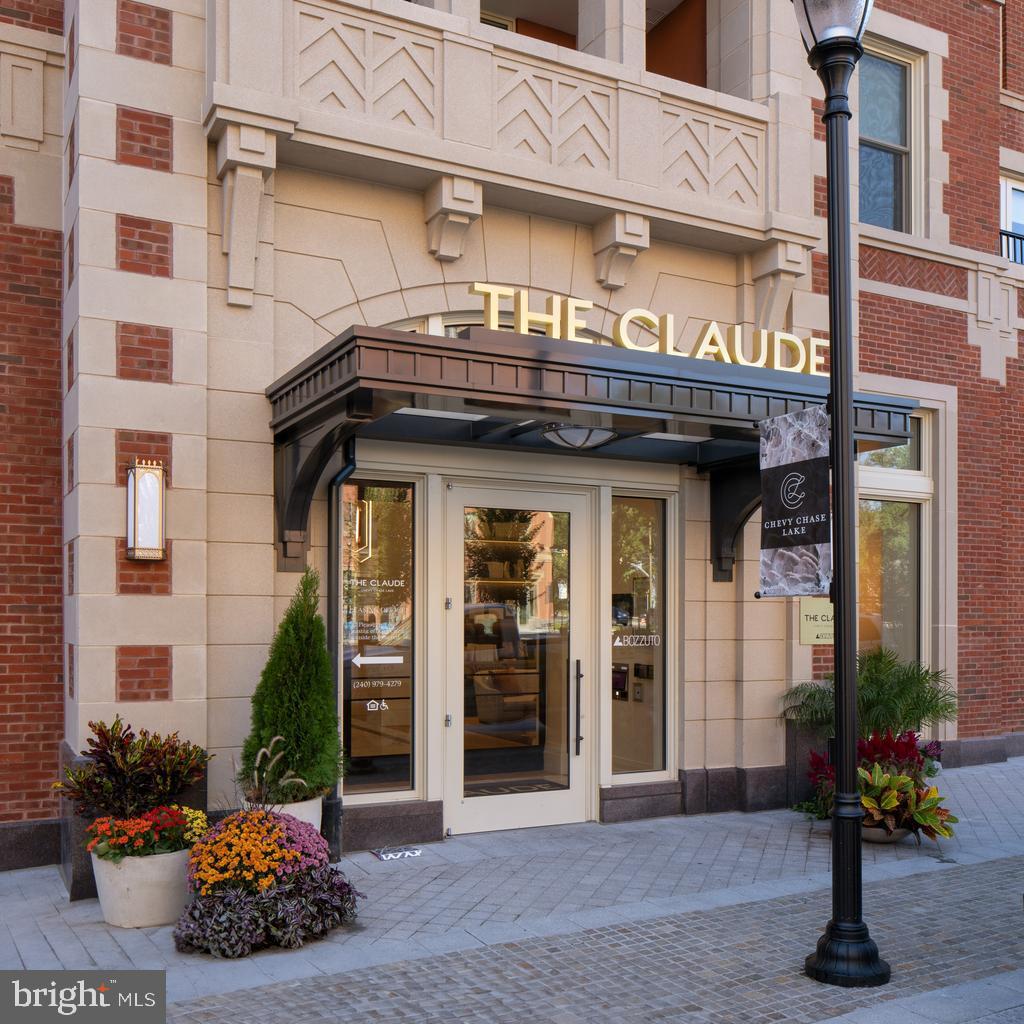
(1000, 178), (1024, 263)
(859, 52), (910, 233)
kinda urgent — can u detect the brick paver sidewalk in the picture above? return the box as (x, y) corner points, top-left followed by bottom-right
(164, 855), (1024, 1024)
(2, 757), (1023, 1016)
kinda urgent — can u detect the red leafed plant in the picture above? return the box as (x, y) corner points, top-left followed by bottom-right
(857, 730), (924, 772)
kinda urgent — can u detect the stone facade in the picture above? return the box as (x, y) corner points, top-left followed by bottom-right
(2, 0), (1023, 862)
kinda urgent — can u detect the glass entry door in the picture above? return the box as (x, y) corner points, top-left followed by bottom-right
(444, 485), (591, 834)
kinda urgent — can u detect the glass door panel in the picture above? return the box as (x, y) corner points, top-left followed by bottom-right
(463, 507), (570, 797)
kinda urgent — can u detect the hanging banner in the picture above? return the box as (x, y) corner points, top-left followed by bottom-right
(759, 405), (832, 597)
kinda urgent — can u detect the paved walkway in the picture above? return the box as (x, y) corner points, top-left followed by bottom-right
(1, 758), (1023, 1020)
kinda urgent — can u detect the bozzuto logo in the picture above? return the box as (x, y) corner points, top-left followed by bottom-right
(2, 971), (165, 1022)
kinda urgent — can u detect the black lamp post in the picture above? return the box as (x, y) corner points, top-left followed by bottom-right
(792, 0), (891, 987)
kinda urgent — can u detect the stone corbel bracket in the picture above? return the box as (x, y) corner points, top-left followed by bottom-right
(216, 124), (276, 307)
(594, 212), (649, 290)
(425, 174), (482, 262)
(751, 239), (810, 330)
(968, 268), (1020, 386)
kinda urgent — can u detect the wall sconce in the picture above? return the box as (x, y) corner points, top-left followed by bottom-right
(126, 458), (166, 560)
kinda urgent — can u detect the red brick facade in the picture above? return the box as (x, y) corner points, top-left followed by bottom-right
(115, 428), (172, 485)
(0, 1), (63, 34)
(116, 646), (172, 701)
(116, 0), (172, 65)
(116, 322), (172, 382)
(116, 538), (172, 595)
(0, 177), (64, 824)
(116, 107), (173, 173)
(116, 215), (172, 277)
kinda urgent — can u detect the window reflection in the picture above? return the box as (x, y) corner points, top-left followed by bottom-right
(858, 499), (920, 662)
(341, 482), (414, 794)
(611, 496), (665, 774)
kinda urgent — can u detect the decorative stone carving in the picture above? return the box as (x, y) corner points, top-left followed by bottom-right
(0, 51), (44, 150)
(661, 100), (762, 208)
(216, 124), (276, 308)
(296, 5), (439, 131)
(751, 240), (810, 330)
(593, 212), (649, 290)
(424, 175), (482, 262)
(968, 269), (1020, 386)
(495, 60), (613, 171)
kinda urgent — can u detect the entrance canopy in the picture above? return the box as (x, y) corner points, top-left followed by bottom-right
(267, 325), (916, 576)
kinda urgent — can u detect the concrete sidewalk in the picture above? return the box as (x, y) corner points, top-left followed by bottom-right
(1, 757), (1022, 1020)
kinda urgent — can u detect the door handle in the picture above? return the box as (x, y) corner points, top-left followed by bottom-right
(574, 659), (583, 756)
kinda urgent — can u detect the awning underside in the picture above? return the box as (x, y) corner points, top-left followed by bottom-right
(266, 325), (917, 575)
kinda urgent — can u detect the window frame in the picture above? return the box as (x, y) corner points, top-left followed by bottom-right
(858, 46), (915, 235)
(856, 414), (933, 667)
(337, 472), (428, 807)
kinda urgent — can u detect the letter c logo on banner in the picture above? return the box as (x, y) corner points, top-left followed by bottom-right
(781, 472), (807, 511)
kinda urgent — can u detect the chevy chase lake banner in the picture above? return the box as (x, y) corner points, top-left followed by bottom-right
(759, 405), (832, 598)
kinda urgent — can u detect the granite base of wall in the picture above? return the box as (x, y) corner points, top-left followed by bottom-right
(598, 781), (682, 822)
(679, 766), (788, 814)
(0, 819), (61, 871)
(341, 800), (444, 853)
(940, 732), (1024, 768)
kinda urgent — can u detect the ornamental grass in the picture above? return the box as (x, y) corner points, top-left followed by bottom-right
(186, 810), (329, 896)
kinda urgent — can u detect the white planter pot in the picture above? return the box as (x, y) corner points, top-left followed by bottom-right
(91, 848), (190, 929)
(245, 795), (323, 830)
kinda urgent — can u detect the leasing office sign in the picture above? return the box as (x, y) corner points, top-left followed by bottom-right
(469, 284), (830, 376)
(759, 405), (832, 598)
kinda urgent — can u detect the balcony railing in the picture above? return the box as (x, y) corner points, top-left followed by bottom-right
(1000, 229), (1024, 264)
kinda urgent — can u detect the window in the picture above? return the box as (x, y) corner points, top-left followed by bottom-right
(611, 496), (665, 774)
(855, 416), (931, 663)
(1000, 178), (1024, 263)
(859, 52), (910, 233)
(341, 481), (415, 794)
(480, 11), (514, 30)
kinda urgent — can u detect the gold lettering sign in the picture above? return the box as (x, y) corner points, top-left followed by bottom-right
(469, 283), (828, 377)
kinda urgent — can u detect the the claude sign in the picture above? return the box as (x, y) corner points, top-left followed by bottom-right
(470, 283), (830, 377)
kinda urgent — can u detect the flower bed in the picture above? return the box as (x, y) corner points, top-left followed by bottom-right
(174, 810), (362, 958)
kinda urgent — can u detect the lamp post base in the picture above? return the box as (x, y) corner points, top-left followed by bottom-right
(805, 921), (891, 987)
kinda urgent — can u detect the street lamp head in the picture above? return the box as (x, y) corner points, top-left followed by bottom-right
(792, 0), (874, 54)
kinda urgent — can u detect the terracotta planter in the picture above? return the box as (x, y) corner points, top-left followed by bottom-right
(91, 848), (190, 928)
(862, 825), (912, 844)
(246, 795), (323, 830)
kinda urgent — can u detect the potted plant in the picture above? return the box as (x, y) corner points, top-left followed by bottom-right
(53, 718), (212, 926)
(858, 761), (958, 844)
(796, 730), (959, 845)
(238, 568), (343, 830)
(782, 647), (958, 740)
(87, 805), (209, 927)
(173, 809), (362, 958)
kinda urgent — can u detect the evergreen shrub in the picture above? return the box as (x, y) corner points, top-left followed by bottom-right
(238, 568), (342, 802)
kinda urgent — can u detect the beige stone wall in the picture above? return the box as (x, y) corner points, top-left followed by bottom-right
(64, 0), (209, 751)
(198, 164), (800, 804)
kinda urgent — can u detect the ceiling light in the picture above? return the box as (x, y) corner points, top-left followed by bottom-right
(541, 423), (618, 450)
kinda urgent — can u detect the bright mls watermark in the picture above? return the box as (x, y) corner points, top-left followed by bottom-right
(2, 971), (165, 1022)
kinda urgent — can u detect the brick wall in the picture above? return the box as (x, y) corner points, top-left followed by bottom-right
(116, 215), (172, 277)
(116, 646), (172, 701)
(116, 0), (172, 65)
(115, 429), (171, 484)
(0, 1), (63, 34)
(116, 538), (172, 595)
(116, 322), (172, 382)
(859, 291), (1024, 737)
(0, 177), (64, 823)
(116, 107), (172, 172)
